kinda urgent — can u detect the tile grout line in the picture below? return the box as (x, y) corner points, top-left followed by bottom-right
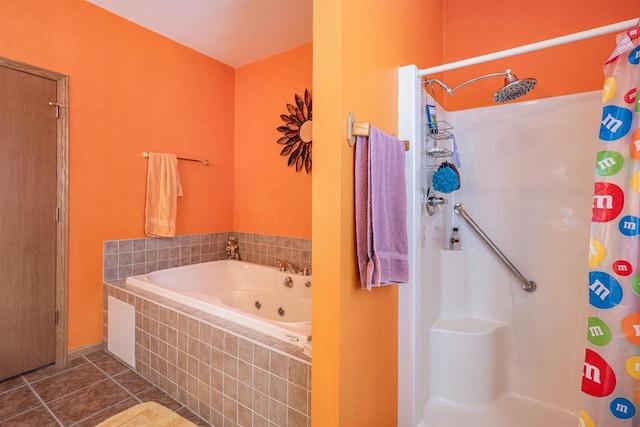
(22, 376), (65, 427)
(1, 353), (211, 427)
(0, 377), (43, 424)
(66, 395), (138, 427)
(84, 357), (146, 402)
(43, 378), (118, 412)
(0, 375), (28, 396)
(84, 355), (202, 426)
(14, 361), (115, 426)
(66, 357), (144, 427)
(111, 370), (155, 398)
(2, 361), (95, 425)
(39, 357), (131, 425)
(22, 359), (90, 387)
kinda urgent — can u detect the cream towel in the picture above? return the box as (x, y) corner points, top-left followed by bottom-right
(145, 153), (183, 238)
(96, 401), (197, 426)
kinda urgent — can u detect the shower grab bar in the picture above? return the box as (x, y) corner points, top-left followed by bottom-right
(454, 203), (536, 292)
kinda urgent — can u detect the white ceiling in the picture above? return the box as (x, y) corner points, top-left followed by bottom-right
(86, 0), (313, 68)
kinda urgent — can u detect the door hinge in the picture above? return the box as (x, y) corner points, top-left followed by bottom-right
(55, 309), (59, 325)
(48, 102), (63, 119)
(55, 207), (60, 222)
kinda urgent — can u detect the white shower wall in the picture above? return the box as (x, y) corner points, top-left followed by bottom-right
(398, 64), (598, 426)
(438, 91), (598, 402)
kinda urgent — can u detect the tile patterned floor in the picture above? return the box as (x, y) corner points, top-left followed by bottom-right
(0, 351), (211, 426)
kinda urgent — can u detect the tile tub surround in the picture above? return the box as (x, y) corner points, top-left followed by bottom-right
(103, 232), (312, 282)
(0, 351), (207, 426)
(103, 282), (312, 427)
(232, 232), (311, 273)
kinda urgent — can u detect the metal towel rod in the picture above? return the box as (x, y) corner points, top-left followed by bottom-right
(143, 151), (209, 166)
(454, 203), (536, 292)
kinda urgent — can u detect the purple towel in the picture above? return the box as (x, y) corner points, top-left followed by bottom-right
(355, 126), (409, 290)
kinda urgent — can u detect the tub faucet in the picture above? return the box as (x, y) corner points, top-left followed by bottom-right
(276, 259), (298, 274)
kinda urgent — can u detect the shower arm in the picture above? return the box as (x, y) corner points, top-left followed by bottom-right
(454, 203), (536, 292)
(425, 71), (510, 95)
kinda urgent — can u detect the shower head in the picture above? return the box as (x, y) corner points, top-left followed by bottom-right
(493, 71), (537, 102)
(424, 69), (537, 103)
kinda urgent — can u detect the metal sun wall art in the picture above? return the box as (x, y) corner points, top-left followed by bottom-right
(276, 89), (312, 174)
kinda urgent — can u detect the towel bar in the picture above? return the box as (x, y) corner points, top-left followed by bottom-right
(143, 152), (209, 166)
(346, 112), (410, 151)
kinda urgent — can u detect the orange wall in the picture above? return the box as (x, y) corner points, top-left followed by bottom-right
(235, 44), (312, 238)
(438, 0), (640, 110)
(0, 0), (236, 350)
(312, 1), (442, 426)
(311, 1), (640, 425)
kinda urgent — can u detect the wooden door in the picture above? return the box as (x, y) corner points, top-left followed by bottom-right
(0, 66), (58, 380)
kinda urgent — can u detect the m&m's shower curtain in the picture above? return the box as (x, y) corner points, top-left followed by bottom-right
(580, 26), (640, 427)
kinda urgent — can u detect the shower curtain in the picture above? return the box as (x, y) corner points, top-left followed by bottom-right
(581, 27), (640, 427)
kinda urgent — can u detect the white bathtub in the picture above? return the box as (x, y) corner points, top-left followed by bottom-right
(125, 260), (311, 347)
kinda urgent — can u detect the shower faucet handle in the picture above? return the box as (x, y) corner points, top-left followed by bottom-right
(425, 188), (448, 216)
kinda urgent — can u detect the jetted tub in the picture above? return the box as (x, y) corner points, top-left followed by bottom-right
(125, 260), (311, 347)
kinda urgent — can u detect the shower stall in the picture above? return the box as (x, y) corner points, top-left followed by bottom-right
(396, 18), (639, 427)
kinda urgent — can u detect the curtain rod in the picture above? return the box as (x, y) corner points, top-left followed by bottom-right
(418, 18), (639, 76)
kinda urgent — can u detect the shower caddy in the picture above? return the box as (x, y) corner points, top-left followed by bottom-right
(422, 116), (456, 216)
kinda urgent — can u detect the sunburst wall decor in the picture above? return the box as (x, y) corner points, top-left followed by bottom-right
(276, 89), (312, 174)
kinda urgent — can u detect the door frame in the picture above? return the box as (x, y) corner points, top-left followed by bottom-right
(0, 56), (69, 366)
